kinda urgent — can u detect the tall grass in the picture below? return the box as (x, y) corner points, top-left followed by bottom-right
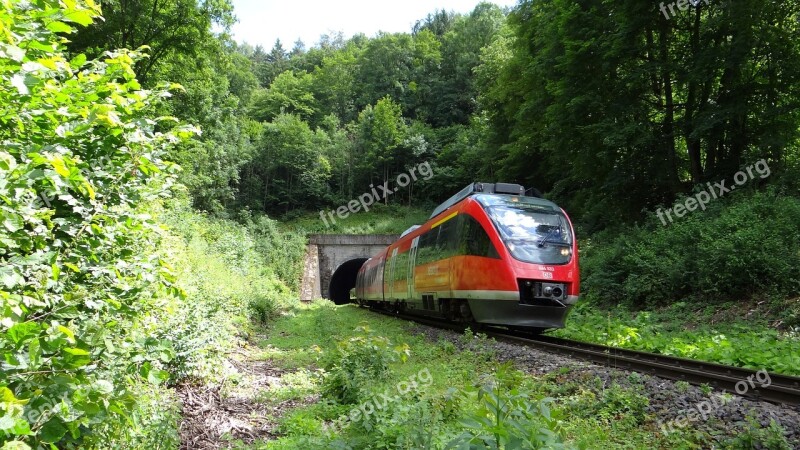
(91, 199), (307, 447)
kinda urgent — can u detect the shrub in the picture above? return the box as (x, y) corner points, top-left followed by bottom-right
(723, 417), (791, 450)
(445, 364), (572, 449)
(250, 295), (279, 325)
(0, 2), (195, 447)
(594, 384), (649, 427)
(582, 190), (800, 308)
(321, 325), (410, 404)
(150, 202), (303, 383)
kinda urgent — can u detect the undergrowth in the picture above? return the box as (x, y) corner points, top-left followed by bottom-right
(86, 199), (306, 446)
(554, 302), (800, 376)
(283, 202), (431, 235)
(241, 303), (684, 449)
(581, 190), (800, 310)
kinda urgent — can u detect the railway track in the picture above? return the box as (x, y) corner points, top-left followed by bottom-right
(371, 308), (800, 406)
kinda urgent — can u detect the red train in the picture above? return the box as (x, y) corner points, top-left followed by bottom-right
(355, 182), (580, 331)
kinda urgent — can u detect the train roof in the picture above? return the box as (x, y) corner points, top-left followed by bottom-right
(473, 193), (560, 210)
(429, 182), (543, 219)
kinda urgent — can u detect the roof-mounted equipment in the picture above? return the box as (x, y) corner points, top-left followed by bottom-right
(430, 182), (526, 219)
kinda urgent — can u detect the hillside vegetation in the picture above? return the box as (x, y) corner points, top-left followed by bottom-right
(0, 4), (304, 447)
(2, 0), (800, 447)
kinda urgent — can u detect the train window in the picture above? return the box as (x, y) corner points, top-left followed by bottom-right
(393, 251), (408, 282)
(436, 216), (460, 259)
(414, 213), (461, 266)
(459, 215), (500, 258)
(477, 195), (573, 264)
(416, 228), (438, 265)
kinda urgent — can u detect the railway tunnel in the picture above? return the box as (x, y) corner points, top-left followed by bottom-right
(300, 234), (398, 305)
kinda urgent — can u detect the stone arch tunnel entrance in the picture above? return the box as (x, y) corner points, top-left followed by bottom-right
(300, 234), (398, 304)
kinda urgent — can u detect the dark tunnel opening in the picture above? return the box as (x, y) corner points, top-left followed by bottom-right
(329, 258), (368, 305)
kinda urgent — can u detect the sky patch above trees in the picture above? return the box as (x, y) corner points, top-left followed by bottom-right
(229, 0), (517, 50)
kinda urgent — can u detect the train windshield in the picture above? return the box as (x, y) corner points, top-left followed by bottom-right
(477, 195), (573, 264)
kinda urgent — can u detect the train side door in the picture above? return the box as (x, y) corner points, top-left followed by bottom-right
(407, 237), (419, 301)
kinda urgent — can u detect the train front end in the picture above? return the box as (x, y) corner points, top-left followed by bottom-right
(465, 192), (580, 331)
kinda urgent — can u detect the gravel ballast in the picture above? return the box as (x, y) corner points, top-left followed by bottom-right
(408, 323), (800, 447)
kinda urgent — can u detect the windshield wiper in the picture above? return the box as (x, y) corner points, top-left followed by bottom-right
(537, 228), (558, 248)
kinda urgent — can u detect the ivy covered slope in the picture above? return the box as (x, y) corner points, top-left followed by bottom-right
(0, 2), (304, 448)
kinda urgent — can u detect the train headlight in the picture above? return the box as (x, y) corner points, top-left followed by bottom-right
(560, 247), (571, 256)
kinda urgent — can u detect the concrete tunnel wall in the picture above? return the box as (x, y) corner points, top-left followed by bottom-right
(303, 234), (398, 304)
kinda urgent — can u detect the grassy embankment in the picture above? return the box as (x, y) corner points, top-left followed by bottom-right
(96, 199), (307, 447)
(230, 302), (658, 449)
(283, 202), (431, 235)
(223, 302), (792, 449)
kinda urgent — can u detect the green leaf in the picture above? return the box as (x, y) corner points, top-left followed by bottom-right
(69, 54), (87, 69)
(0, 43), (25, 62)
(0, 267), (25, 289)
(93, 380), (114, 395)
(50, 157), (70, 177)
(0, 415), (31, 436)
(39, 418), (67, 443)
(56, 325), (75, 344)
(62, 347), (88, 356)
(146, 368), (169, 385)
(46, 21), (74, 33)
(7, 323), (40, 345)
(28, 339), (42, 368)
(2, 214), (24, 232)
(62, 9), (95, 26)
(10, 75), (29, 95)
(0, 152), (16, 171)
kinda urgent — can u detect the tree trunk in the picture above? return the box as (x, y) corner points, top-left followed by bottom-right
(658, 17), (680, 189)
(685, 7), (704, 183)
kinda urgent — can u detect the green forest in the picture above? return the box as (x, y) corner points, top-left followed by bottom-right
(1, 0), (799, 448)
(58, 0), (800, 223)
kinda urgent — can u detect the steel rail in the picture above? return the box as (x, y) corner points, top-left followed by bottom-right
(370, 307), (800, 406)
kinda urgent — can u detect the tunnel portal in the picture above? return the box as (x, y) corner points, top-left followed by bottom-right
(329, 258), (368, 305)
(300, 234), (399, 303)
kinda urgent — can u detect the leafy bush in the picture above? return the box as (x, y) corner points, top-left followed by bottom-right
(250, 295), (279, 325)
(722, 417), (791, 450)
(0, 3), (306, 447)
(593, 384), (649, 427)
(446, 364), (572, 449)
(582, 191), (800, 308)
(321, 324), (410, 404)
(84, 381), (182, 449)
(0, 2), (199, 447)
(242, 213), (307, 292)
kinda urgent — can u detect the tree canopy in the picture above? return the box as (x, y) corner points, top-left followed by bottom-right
(61, 0), (800, 225)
